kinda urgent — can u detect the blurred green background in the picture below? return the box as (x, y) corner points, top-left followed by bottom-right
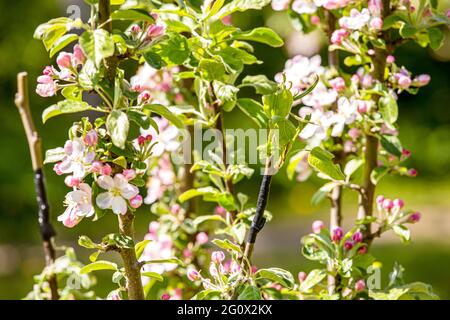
(0, 0), (449, 299)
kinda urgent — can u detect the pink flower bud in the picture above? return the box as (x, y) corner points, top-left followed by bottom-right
(161, 293), (171, 300)
(64, 175), (80, 187)
(222, 15), (232, 25)
(215, 206), (227, 216)
(73, 44), (86, 65)
(196, 232), (209, 245)
(147, 24), (164, 39)
(131, 24), (141, 33)
(211, 251), (225, 264)
(56, 52), (73, 69)
(358, 246), (368, 255)
(332, 227), (344, 243)
(100, 164), (112, 176)
(209, 262), (218, 277)
(398, 75), (412, 89)
(352, 231), (363, 243)
(83, 129), (98, 146)
(43, 66), (55, 76)
(382, 198), (394, 211)
(386, 55), (396, 64)
(36, 83), (57, 97)
(311, 15), (321, 25)
(183, 248), (192, 258)
(329, 77), (346, 92)
(357, 100), (368, 113)
(298, 271), (307, 282)
(137, 135), (147, 146)
(348, 128), (361, 140)
(312, 220), (325, 234)
(351, 74), (360, 84)
(376, 195), (385, 204)
(187, 269), (200, 281)
(344, 240), (354, 250)
(91, 161), (103, 173)
(171, 204), (181, 214)
(409, 212), (421, 223)
(393, 198), (404, 209)
(355, 279), (366, 292)
(370, 17), (383, 30)
(37, 75), (53, 84)
(130, 195), (143, 209)
(230, 261), (241, 274)
(331, 28), (348, 45)
(53, 162), (64, 175)
(447, 9), (450, 19)
(408, 168), (417, 177)
(402, 149), (411, 158)
(138, 91), (151, 104)
(362, 75), (373, 88)
(174, 93), (184, 104)
(367, 49), (376, 56)
(251, 266), (257, 274)
(122, 169), (136, 181)
(109, 292), (121, 300)
(414, 74), (430, 87)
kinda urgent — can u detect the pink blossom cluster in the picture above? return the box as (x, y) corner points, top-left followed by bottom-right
(36, 45), (86, 97)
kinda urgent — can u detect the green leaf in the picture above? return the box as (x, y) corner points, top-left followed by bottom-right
(42, 100), (94, 123)
(232, 27), (283, 47)
(274, 118), (297, 148)
(308, 147), (345, 181)
(216, 0), (271, 19)
(371, 166), (389, 185)
(102, 233), (134, 249)
(49, 33), (78, 58)
(44, 147), (65, 164)
(392, 225), (410, 243)
(135, 239), (151, 260)
(240, 75), (278, 95)
(380, 135), (402, 157)
(112, 156), (127, 169)
(238, 286), (262, 300)
(79, 29), (115, 67)
(78, 235), (99, 249)
(141, 272), (164, 282)
(106, 110), (129, 149)
(299, 269), (327, 292)
(143, 51), (163, 69)
(141, 258), (182, 265)
(255, 268), (295, 288)
(147, 33), (189, 66)
(193, 215), (227, 227)
(236, 98), (268, 128)
(111, 9), (155, 22)
(89, 251), (101, 262)
(80, 260), (118, 274)
(378, 94), (398, 125)
(212, 239), (242, 254)
(344, 159), (363, 179)
(191, 289), (222, 300)
(213, 80), (239, 112)
(142, 104), (184, 128)
(198, 58), (226, 81)
(179, 187), (220, 202)
(428, 27), (444, 50)
(263, 88), (293, 118)
(311, 182), (340, 206)
(399, 23), (417, 38)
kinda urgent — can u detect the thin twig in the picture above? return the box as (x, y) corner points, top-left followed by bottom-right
(15, 72), (59, 300)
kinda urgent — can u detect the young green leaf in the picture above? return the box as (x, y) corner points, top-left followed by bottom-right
(106, 110), (129, 149)
(79, 29), (115, 67)
(80, 260), (118, 274)
(308, 147), (345, 181)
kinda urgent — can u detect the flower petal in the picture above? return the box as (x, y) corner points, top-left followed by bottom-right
(97, 175), (115, 190)
(96, 192), (113, 209)
(112, 196), (128, 215)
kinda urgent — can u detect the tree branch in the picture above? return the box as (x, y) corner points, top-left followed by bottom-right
(358, 0), (391, 244)
(15, 72), (59, 300)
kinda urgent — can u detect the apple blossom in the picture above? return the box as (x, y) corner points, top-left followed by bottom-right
(57, 183), (94, 228)
(187, 269), (200, 281)
(355, 280), (366, 292)
(211, 251), (226, 264)
(83, 129), (98, 146)
(96, 174), (139, 215)
(56, 52), (73, 69)
(196, 232), (209, 245)
(130, 194), (143, 209)
(272, 0), (291, 11)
